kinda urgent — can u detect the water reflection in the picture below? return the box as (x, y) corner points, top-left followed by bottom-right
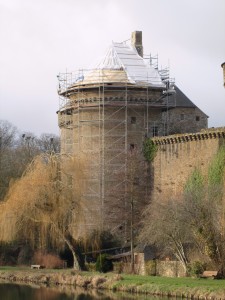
(0, 283), (165, 300)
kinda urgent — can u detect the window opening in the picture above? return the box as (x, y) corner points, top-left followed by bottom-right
(152, 126), (158, 137)
(131, 116), (136, 124)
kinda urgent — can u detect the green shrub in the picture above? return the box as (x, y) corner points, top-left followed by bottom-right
(96, 254), (113, 273)
(187, 261), (206, 277)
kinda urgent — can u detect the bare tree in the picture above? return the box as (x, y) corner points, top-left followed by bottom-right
(139, 197), (192, 273)
(182, 156), (225, 272)
(126, 149), (147, 272)
(36, 133), (60, 153)
(110, 148), (148, 273)
(0, 119), (60, 201)
(0, 120), (17, 149)
(0, 120), (18, 200)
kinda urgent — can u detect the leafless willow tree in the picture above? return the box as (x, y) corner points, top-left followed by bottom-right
(0, 153), (87, 270)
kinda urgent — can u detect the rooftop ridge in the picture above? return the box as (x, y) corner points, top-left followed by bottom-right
(152, 127), (225, 145)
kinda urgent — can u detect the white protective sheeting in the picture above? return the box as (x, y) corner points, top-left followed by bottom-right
(94, 42), (164, 87)
(73, 41), (165, 88)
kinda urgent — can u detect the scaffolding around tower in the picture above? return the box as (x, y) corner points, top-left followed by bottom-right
(57, 37), (176, 239)
(57, 70), (175, 236)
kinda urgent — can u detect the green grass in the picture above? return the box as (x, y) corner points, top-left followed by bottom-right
(0, 266), (71, 273)
(1, 268), (225, 298)
(0, 266), (29, 271)
(122, 274), (225, 287)
(110, 274), (225, 297)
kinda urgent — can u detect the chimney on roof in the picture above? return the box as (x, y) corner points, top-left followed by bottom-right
(131, 31), (143, 57)
(221, 62), (225, 87)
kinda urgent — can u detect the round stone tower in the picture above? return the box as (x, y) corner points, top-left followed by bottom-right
(57, 32), (172, 239)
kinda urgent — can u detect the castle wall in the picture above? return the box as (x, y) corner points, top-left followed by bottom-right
(152, 129), (225, 202)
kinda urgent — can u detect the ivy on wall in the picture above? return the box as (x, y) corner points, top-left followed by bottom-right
(208, 146), (225, 186)
(184, 146), (225, 199)
(208, 145), (225, 201)
(143, 138), (158, 162)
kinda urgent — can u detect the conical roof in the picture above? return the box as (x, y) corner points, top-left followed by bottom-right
(72, 42), (165, 88)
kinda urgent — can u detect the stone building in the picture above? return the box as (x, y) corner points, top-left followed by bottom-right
(222, 62), (225, 87)
(165, 85), (208, 135)
(57, 31), (208, 239)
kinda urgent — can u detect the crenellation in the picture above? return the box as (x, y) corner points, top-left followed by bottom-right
(152, 128), (225, 145)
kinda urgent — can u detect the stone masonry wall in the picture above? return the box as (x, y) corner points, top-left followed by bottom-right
(152, 128), (225, 202)
(163, 107), (208, 135)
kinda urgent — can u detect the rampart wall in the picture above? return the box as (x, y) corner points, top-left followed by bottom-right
(152, 128), (225, 201)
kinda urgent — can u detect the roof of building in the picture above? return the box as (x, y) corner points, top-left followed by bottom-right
(71, 42), (165, 88)
(174, 86), (197, 108)
(166, 85), (208, 117)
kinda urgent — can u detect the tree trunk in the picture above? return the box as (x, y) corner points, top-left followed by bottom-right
(130, 196), (134, 273)
(64, 237), (81, 270)
(51, 222), (81, 270)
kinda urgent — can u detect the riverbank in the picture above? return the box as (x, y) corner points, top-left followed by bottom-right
(1, 267), (225, 299)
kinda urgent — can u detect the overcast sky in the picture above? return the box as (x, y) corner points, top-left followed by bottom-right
(0, 0), (224, 136)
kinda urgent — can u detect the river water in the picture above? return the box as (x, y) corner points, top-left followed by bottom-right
(0, 282), (165, 300)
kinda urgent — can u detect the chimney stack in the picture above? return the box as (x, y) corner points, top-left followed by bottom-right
(131, 31), (143, 57)
(221, 62), (225, 87)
